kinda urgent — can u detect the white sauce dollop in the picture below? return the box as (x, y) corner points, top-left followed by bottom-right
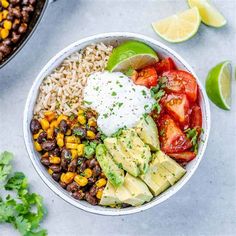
(83, 71), (155, 136)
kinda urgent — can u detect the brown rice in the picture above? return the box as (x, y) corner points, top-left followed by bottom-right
(34, 43), (113, 118)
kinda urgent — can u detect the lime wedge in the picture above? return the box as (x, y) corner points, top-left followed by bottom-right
(106, 41), (159, 72)
(152, 7), (201, 43)
(188, 0), (226, 27)
(205, 61), (232, 110)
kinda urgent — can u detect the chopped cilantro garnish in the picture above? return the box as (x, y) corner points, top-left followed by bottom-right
(83, 100), (92, 105)
(185, 128), (200, 153)
(111, 91), (117, 96)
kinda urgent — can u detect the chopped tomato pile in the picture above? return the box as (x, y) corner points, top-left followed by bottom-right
(132, 57), (202, 164)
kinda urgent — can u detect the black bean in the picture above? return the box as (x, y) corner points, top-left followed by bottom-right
(78, 162), (87, 173)
(11, 32), (21, 44)
(0, 44), (11, 56)
(37, 131), (47, 144)
(68, 158), (77, 172)
(22, 5), (34, 12)
(84, 193), (98, 205)
(41, 140), (56, 151)
(72, 190), (85, 200)
(40, 158), (50, 166)
(88, 126), (97, 133)
(72, 126), (86, 138)
(2, 39), (12, 46)
(9, 0), (20, 5)
(52, 173), (61, 182)
(66, 182), (79, 193)
(59, 181), (67, 189)
(89, 185), (98, 197)
(85, 111), (94, 119)
(49, 148), (61, 157)
(88, 158), (98, 168)
(88, 177), (96, 185)
(49, 165), (61, 173)
(92, 165), (101, 177)
(22, 10), (29, 23)
(61, 149), (72, 160)
(11, 8), (21, 18)
(59, 120), (68, 134)
(30, 119), (41, 134)
(0, 52), (4, 61)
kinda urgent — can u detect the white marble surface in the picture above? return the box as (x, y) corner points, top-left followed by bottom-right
(0, 0), (236, 235)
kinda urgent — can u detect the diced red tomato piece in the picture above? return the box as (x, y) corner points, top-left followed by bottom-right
(162, 93), (190, 128)
(168, 151), (196, 162)
(155, 57), (176, 75)
(162, 70), (198, 102)
(158, 114), (192, 153)
(132, 66), (158, 88)
(190, 105), (202, 134)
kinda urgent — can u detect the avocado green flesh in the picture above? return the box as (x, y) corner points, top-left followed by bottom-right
(100, 181), (121, 206)
(104, 137), (140, 177)
(140, 151), (186, 196)
(96, 144), (124, 187)
(119, 129), (151, 174)
(116, 173), (153, 206)
(135, 115), (160, 151)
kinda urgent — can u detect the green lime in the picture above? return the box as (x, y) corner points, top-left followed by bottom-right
(106, 41), (159, 72)
(205, 61), (232, 110)
(152, 7), (201, 43)
(188, 0), (226, 28)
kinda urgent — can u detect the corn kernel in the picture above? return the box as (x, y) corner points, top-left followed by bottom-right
(34, 141), (42, 152)
(48, 168), (53, 175)
(66, 143), (78, 149)
(78, 109), (84, 115)
(33, 129), (43, 140)
(2, 10), (8, 19)
(3, 20), (12, 30)
(83, 168), (93, 178)
(60, 172), (76, 184)
(87, 130), (96, 139)
(65, 129), (72, 136)
(47, 127), (54, 139)
(42, 152), (49, 158)
(40, 118), (50, 131)
(0, 28), (9, 39)
(71, 149), (78, 159)
(77, 115), (86, 125)
(0, 13), (2, 22)
(1, 0), (9, 8)
(57, 138), (64, 147)
(57, 114), (68, 123)
(49, 156), (61, 164)
(96, 189), (103, 199)
(96, 178), (107, 188)
(56, 132), (64, 140)
(77, 144), (85, 156)
(88, 118), (97, 127)
(74, 175), (88, 187)
(65, 136), (77, 143)
(50, 120), (59, 129)
(44, 111), (56, 122)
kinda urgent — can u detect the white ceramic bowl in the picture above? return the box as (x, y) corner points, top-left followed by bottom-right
(23, 32), (211, 215)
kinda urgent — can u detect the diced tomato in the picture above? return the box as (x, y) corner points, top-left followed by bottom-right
(168, 151), (196, 162)
(158, 114), (192, 153)
(190, 105), (202, 134)
(132, 66), (158, 88)
(155, 57), (176, 75)
(162, 70), (198, 102)
(162, 93), (190, 128)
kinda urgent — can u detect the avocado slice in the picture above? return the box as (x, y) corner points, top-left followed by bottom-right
(104, 137), (140, 177)
(96, 144), (124, 187)
(116, 173), (153, 206)
(119, 129), (151, 174)
(135, 115), (160, 151)
(154, 151), (186, 180)
(99, 181), (121, 206)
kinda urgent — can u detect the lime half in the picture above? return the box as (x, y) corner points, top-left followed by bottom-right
(152, 7), (201, 43)
(188, 0), (226, 27)
(106, 41), (159, 72)
(205, 61), (232, 110)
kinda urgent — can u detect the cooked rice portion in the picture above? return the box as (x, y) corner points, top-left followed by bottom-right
(34, 43), (113, 118)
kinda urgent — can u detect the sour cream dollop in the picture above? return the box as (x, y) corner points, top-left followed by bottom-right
(83, 71), (155, 136)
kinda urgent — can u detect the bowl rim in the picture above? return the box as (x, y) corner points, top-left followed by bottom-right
(23, 32), (211, 216)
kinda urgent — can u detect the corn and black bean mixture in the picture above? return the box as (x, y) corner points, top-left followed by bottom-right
(0, 0), (36, 63)
(30, 109), (107, 205)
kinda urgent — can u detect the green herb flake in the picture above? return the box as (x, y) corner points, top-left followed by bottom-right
(111, 91), (117, 96)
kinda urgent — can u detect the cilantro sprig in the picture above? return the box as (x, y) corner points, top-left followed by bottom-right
(185, 128), (203, 154)
(0, 152), (47, 236)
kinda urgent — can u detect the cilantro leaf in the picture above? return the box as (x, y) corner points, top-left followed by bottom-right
(185, 128), (199, 153)
(0, 151), (13, 182)
(5, 172), (28, 191)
